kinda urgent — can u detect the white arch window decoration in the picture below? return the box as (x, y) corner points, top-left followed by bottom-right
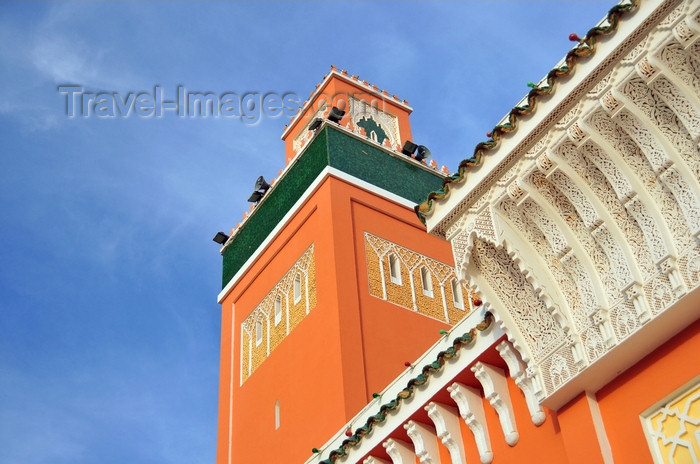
(293, 273), (302, 304)
(389, 254), (402, 285)
(421, 267), (434, 297)
(451, 279), (464, 309)
(255, 319), (263, 347)
(274, 295), (282, 326)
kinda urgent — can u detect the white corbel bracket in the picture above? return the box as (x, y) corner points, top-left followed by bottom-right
(363, 457), (391, 464)
(599, 91), (623, 118)
(506, 181), (528, 206)
(425, 402), (467, 464)
(673, 15), (698, 46)
(496, 340), (546, 426)
(383, 438), (416, 464)
(471, 362), (520, 446)
(447, 382), (494, 464)
(404, 421), (441, 464)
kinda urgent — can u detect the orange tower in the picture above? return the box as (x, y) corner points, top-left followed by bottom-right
(215, 3), (700, 464)
(215, 68), (478, 464)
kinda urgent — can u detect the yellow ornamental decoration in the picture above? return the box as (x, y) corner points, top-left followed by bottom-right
(364, 232), (477, 325)
(643, 380), (700, 464)
(240, 244), (316, 383)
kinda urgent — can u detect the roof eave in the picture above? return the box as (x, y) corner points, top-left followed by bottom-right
(420, 0), (671, 237)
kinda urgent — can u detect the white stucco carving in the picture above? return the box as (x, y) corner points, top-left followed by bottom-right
(434, 1), (700, 408)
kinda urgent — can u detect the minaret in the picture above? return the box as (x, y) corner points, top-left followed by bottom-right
(216, 67), (479, 464)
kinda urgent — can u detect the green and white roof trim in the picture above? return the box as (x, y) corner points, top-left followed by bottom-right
(415, 0), (641, 229)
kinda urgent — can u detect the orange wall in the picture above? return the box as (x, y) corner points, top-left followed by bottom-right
(557, 393), (606, 464)
(216, 303), (232, 464)
(217, 180), (352, 464)
(596, 317), (700, 463)
(327, 177), (455, 405)
(217, 173), (461, 463)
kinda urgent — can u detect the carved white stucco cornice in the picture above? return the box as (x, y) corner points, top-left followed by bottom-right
(440, 0), (700, 410)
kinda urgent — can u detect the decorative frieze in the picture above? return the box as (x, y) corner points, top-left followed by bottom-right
(240, 244), (316, 383)
(441, 5), (700, 406)
(636, 57), (658, 81)
(567, 121), (589, 146)
(506, 182), (526, 202)
(600, 91), (622, 115)
(365, 232), (473, 325)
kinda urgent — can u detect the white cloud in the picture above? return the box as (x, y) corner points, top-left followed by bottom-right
(31, 36), (105, 86)
(0, 3), (144, 132)
(27, 4), (137, 91)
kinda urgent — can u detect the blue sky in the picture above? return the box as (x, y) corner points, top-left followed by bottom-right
(0, 2), (616, 463)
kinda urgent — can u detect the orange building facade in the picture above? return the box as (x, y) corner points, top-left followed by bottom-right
(216, 1), (700, 463)
(216, 68), (480, 463)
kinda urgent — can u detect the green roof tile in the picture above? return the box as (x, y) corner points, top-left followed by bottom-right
(221, 126), (445, 287)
